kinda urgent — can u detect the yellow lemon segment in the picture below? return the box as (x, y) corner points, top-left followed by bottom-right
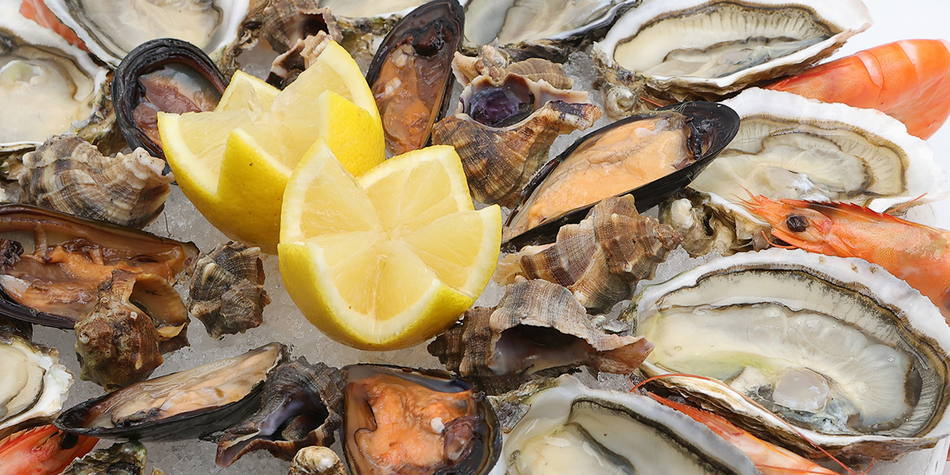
(157, 40), (383, 251)
(279, 140), (502, 349)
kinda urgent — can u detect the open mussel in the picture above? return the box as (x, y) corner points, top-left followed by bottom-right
(343, 364), (501, 475)
(113, 38), (229, 159)
(0, 203), (197, 329)
(365, 0), (464, 155)
(503, 101), (739, 247)
(56, 342), (287, 441)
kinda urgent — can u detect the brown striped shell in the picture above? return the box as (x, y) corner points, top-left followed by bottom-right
(188, 242), (270, 339)
(427, 278), (653, 395)
(17, 134), (171, 228)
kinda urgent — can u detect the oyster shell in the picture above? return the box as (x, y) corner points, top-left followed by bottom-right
(188, 242), (270, 339)
(490, 374), (761, 475)
(432, 47), (602, 207)
(289, 446), (347, 475)
(61, 441), (151, 475)
(44, 0), (251, 67)
(17, 134), (172, 229)
(365, 0), (464, 155)
(496, 195), (682, 311)
(343, 364), (501, 475)
(0, 204), (197, 328)
(462, 0), (639, 61)
(691, 88), (950, 216)
(503, 101), (739, 246)
(209, 358), (345, 467)
(428, 279), (653, 395)
(0, 319), (72, 440)
(592, 0), (872, 117)
(623, 248), (950, 461)
(56, 342), (288, 440)
(113, 38), (229, 159)
(0, 1), (111, 154)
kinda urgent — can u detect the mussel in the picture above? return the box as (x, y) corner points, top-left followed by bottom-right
(365, 0), (464, 155)
(503, 101), (739, 247)
(0, 203), (197, 329)
(343, 364), (501, 475)
(56, 343), (288, 440)
(113, 38), (229, 159)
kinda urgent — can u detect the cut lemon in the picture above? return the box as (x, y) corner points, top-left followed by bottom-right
(157, 40), (383, 251)
(278, 142), (501, 350)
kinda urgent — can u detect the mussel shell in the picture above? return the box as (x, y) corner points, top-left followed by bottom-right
(364, 0), (464, 154)
(0, 203), (198, 328)
(342, 364), (501, 475)
(113, 38), (228, 159)
(504, 101), (739, 248)
(56, 343), (288, 441)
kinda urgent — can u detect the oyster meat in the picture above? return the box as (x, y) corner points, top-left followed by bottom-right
(490, 375), (761, 475)
(343, 364), (501, 475)
(428, 279), (653, 395)
(44, 0), (250, 67)
(0, 1), (110, 153)
(432, 46), (602, 207)
(496, 195), (682, 311)
(592, 0), (872, 116)
(188, 241), (270, 339)
(56, 342), (288, 440)
(624, 248), (950, 461)
(18, 134), (172, 229)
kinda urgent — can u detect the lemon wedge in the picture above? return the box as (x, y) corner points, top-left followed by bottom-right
(278, 142), (501, 350)
(157, 41), (384, 251)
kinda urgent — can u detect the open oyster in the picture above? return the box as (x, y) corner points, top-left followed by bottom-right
(18, 134), (172, 229)
(43, 0), (250, 67)
(503, 101), (738, 246)
(343, 365), (501, 475)
(592, 0), (871, 117)
(489, 375), (761, 475)
(623, 248), (950, 461)
(56, 342), (288, 440)
(289, 446), (347, 475)
(428, 279), (653, 395)
(0, 318), (72, 440)
(0, 1), (110, 154)
(61, 441), (158, 475)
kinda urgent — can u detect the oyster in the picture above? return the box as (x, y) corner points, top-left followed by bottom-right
(365, 0), (464, 155)
(496, 195), (682, 311)
(343, 364), (501, 475)
(61, 441), (153, 475)
(623, 248), (950, 461)
(113, 38), (229, 159)
(289, 446), (347, 475)
(592, 0), (872, 117)
(491, 375), (761, 475)
(428, 279), (653, 395)
(75, 269), (189, 391)
(0, 1), (111, 154)
(658, 189), (746, 257)
(18, 134), (172, 229)
(43, 0), (251, 67)
(56, 342), (288, 440)
(209, 358), (345, 467)
(188, 242), (270, 339)
(0, 318), (72, 440)
(0, 204), (197, 328)
(432, 47), (603, 207)
(462, 0), (639, 61)
(690, 88), (949, 217)
(503, 101), (739, 246)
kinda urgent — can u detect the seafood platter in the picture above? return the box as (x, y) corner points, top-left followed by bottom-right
(1, 0), (950, 473)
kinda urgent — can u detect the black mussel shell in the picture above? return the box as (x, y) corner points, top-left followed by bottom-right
(55, 343), (288, 441)
(365, 0), (464, 154)
(0, 203), (198, 328)
(503, 101), (740, 248)
(113, 38), (229, 159)
(342, 364), (501, 475)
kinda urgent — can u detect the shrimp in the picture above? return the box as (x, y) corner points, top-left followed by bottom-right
(18, 0), (87, 50)
(648, 394), (843, 475)
(0, 424), (97, 474)
(740, 195), (950, 317)
(766, 39), (950, 139)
